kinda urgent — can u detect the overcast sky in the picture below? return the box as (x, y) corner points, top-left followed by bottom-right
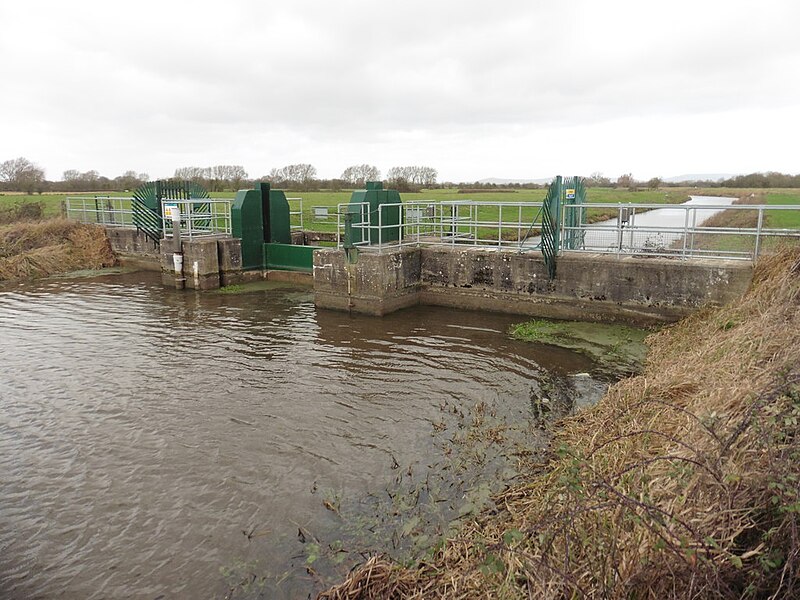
(1, 0), (798, 183)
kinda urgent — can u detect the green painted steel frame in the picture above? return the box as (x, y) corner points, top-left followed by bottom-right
(539, 175), (587, 279)
(263, 243), (319, 272)
(132, 180), (210, 243)
(343, 181), (402, 246)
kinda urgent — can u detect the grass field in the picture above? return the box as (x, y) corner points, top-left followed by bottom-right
(3, 187), (799, 232)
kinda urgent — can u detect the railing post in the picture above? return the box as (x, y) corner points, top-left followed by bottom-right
(681, 205), (690, 259)
(754, 207), (764, 261)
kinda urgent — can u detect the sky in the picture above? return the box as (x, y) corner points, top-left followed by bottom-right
(1, 0), (799, 184)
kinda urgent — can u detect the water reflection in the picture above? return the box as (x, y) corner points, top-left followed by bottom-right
(0, 272), (598, 599)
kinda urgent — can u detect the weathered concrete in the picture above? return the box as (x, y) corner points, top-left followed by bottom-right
(314, 246), (753, 325)
(217, 238), (244, 286)
(303, 231), (338, 245)
(314, 247), (421, 316)
(103, 227), (313, 289)
(182, 239), (221, 290)
(106, 228), (161, 271)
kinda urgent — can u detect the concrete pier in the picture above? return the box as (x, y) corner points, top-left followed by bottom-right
(313, 246), (753, 325)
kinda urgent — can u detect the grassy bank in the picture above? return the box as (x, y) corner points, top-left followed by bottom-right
(0, 219), (117, 281)
(319, 247), (800, 599)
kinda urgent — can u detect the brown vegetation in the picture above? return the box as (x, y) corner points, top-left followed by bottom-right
(0, 219), (117, 281)
(319, 247), (800, 599)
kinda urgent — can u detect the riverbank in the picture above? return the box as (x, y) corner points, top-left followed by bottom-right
(319, 246), (800, 599)
(0, 219), (116, 281)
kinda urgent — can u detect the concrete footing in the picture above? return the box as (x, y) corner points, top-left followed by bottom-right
(313, 246), (753, 326)
(105, 226), (753, 324)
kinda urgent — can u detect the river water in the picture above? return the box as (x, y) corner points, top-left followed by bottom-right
(578, 195), (737, 251)
(0, 272), (601, 599)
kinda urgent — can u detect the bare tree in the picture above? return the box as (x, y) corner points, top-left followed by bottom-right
(588, 172), (611, 187)
(174, 165), (248, 191)
(616, 173), (635, 189)
(386, 165), (437, 191)
(114, 170), (149, 191)
(268, 163), (318, 190)
(0, 157), (45, 193)
(340, 164), (380, 187)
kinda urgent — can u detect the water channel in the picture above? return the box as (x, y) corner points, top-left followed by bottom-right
(579, 195), (737, 251)
(0, 271), (606, 599)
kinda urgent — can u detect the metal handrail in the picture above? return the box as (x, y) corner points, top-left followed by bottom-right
(560, 202), (800, 261)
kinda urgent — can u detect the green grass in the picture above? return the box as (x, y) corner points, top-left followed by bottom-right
(5, 186), (800, 234)
(0, 194), (66, 218)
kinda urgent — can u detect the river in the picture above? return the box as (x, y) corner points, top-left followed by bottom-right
(578, 195), (737, 251)
(0, 271), (604, 599)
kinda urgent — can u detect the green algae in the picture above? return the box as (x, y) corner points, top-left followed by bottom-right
(510, 318), (651, 376)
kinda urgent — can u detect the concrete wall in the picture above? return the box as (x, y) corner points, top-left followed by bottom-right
(314, 246), (753, 325)
(105, 228), (161, 271)
(314, 248), (421, 316)
(104, 227), (311, 289)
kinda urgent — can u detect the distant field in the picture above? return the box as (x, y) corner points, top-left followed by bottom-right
(2, 186), (799, 231)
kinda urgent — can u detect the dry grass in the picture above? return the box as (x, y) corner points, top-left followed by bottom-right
(320, 246), (800, 599)
(0, 219), (116, 280)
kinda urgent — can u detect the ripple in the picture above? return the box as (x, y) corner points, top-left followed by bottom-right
(0, 272), (595, 599)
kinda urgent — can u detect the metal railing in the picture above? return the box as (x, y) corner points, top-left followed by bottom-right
(67, 196), (232, 239)
(66, 196), (134, 227)
(337, 200), (547, 250)
(160, 199), (231, 239)
(335, 199), (800, 263)
(287, 197), (304, 231)
(561, 202), (800, 261)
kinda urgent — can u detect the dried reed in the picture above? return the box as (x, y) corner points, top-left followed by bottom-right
(320, 247), (800, 599)
(0, 219), (116, 280)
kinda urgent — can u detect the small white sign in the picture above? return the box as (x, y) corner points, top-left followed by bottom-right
(566, 189), (576, 200)
(165, 203), (180, 222)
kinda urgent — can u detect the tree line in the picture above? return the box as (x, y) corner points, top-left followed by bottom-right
(0, 157), (440, 193)
(3, 155), (798, 194)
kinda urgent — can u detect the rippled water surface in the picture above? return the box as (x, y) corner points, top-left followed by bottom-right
(0, 272), (596, 599)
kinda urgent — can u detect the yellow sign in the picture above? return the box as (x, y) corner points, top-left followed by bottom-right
(566, 188), (576, 199)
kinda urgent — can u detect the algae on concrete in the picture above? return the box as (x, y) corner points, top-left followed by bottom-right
(510, 318), (651, 376)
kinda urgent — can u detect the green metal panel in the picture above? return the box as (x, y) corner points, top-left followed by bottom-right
(541, 176), (562, 279)
(343, 182), (402, 246)
(263, 243), (319, 272)
(231, 188), (265, 270)
(131, 180), (210, 243)
(562, 176), (587, 251)
(267, 190), (292, 244)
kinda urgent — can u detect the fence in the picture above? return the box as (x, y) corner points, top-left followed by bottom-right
(287, 197), (304, 231)
(561, 202), (800, 261)
(66, 196), (232, 239)
(337, 199), (800, 263)
(337, 200), (548, 250)
(160, 199), (232, 239)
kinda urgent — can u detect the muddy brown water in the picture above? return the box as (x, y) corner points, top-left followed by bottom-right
(0, 272), (602, 599)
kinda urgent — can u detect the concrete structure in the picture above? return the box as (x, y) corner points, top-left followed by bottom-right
(313, 246), (753, 326)
(105, 226), (753, 325)
(106, 228), (161, 271)
(105, 227), (313, 288)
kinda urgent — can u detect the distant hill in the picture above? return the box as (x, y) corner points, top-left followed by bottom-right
(477, 174), (738, 185)
(663, 173), (736, 183)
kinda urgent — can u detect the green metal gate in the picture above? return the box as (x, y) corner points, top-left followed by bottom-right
(539, 176), (587, 279)
(132, 180), (210, 243)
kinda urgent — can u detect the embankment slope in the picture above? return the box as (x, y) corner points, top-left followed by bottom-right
(320, 246), (800, 599)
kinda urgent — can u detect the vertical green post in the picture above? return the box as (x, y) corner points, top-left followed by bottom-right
(231, 188), (265, 270)
(540, 176), (562, 279)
